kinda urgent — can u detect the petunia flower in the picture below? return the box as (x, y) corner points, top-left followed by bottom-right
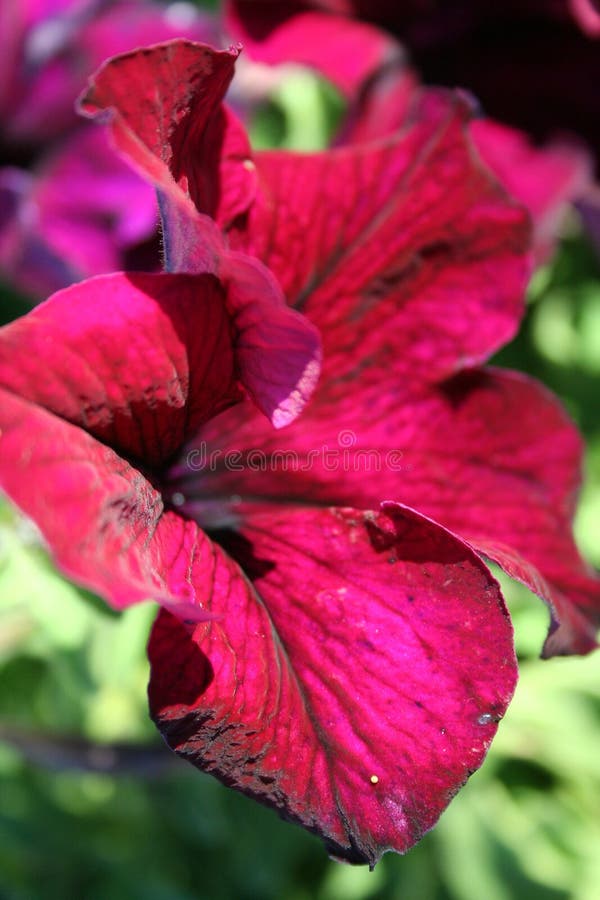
(88, 39), (596, 656)
(16, 37), (590, 863)
(0, 38), (538, 863)
(71, 38), (598, 860)
(0, 270), (518, 859)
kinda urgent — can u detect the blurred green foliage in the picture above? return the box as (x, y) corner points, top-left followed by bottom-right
(1, 35), (600, 900)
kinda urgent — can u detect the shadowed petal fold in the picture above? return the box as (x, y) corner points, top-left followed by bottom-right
(0, 390), (244, 618)
(149, 503), (516, 864)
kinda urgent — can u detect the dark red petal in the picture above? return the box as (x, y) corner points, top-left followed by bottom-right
(148, 503), (516, 863)
(188, 366), (599, 656)
(156, 201), (321, 428)
(0, 387), (250, 618)
(236, 91), (531, 393)
(340, 72), (590, 262)
(0, 271), (239, 467)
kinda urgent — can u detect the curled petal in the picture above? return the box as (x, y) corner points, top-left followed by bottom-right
(221, 253), (321, 428)
(78, 40), (254, 224)
(79, 40), (320, 427)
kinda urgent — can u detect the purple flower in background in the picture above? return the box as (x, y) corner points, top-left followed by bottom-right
(0, 0), (217, 299)
(0, 127), (159, 297)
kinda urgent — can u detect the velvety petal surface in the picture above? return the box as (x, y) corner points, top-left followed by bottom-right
(175, 366), (599, 656)
(78, 40), (252, 224)
(335, 66), (590, 262)
(0, 389), (239, 617)
(241, 14), (587, 266)
(148, 503), (516, 864)
(0, 271), (239, 467)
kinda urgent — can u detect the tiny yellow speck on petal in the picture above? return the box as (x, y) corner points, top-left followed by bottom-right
(370, 774), (379, 785)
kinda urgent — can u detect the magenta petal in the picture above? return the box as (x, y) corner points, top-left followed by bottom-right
(340, 74), (590, 262)
(156, 209), (322, 427)
(382, 369), (600, 657)
(570, 0), (600, 36)
(79, 41), (320, 427)
(149, 502), (516, 863)
(0, 269), (244, 615)
(238, 91), (531, 392)
(0, 271), (240, 466)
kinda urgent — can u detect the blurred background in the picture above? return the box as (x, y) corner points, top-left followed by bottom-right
(1, 1), (599, 898)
